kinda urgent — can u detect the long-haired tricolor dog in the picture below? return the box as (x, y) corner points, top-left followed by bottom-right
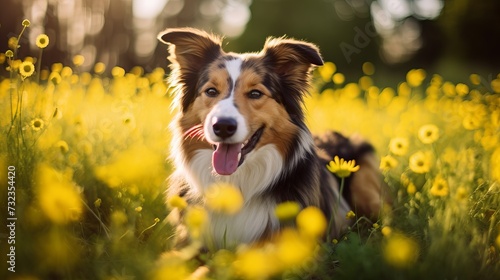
(158, 28), (389, 248)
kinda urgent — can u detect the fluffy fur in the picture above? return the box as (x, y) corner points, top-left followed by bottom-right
(158, 28), (389, 248)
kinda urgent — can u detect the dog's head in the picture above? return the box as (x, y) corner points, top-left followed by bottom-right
(159, 28), (323, 175)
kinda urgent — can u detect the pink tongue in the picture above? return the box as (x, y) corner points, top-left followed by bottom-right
(212, 143), (242, 175)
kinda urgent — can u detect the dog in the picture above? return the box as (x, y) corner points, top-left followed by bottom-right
(158, 28), (389, 248)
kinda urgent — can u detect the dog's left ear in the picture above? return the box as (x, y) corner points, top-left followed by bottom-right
(263, 37), (324, 76)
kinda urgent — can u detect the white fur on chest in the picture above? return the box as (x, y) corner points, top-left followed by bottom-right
(182, 144), (283, 246)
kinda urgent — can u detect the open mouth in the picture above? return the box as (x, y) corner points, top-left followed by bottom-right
(212, 127), (264, 175)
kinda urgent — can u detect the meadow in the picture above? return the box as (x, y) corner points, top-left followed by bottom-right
(1, 21), (500, 279)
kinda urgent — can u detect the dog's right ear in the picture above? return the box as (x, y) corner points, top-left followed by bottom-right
(158, 28), (223, 111)
(158, 28), (222, 75)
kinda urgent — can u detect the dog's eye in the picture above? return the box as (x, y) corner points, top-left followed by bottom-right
(205, 88), (219, 98)
(248, 90), (263, 99)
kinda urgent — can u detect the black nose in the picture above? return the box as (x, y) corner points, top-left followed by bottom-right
(212, 117), (237, 139)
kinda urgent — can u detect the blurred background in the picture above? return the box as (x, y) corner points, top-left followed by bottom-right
(1, 0), (499, 86)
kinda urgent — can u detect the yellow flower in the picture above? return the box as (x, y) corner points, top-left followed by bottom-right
(318, 62), (336, 82)
(30, 118), (45, 131)
(167, 194), (188, 210)
(135, 206), (143, 212)
(94, 62), (106, 74)
(469, 74), (481, 85)
(332, 73), (345, 84)
(346, 210), (356, 219)
(455, 83), (469, 96)
(111, 66), (125, 77)
(36, 163), (83, 224)
(383, 233), (419, 268)
(296, 206), (327, 238)
(94, 198), (102, 208)
(362, 62), (375, 75)
(8, 37), (18, 50)
(5, 50), (14, 58)
(274, 201), (301, 221)
(19, 61), (35, 77)
(430, 176), (449, 197)
(380, 155), (398, 171)
(205, 182), (244, 215)
(409, 151), (431, 174)
(389, 137), (409, 156)
(406, 69), (426, 87)
(36, 34), (49, 49)
(49, 71), (62, 84)
(275, 228), (316, 268)
(407, 183), (417, 195)
(455, 186), (468, 202)
(418, 124), (439, 144)
(73, 54), (85, 66)
(55, 140), (69, 153)
(326, 156), (360, 178)
(185, 206), (208, 239)
(233, 247), (279, 279)
(381, 226), (392, 236)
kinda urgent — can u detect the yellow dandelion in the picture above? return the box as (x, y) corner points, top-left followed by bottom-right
(72, 54), (85, 66)
(318, 62), (336, 82)
(274, 201), (301, 221)
(48, 71), (62, 84)
(296, 206), (327, 238)
(383, 233), (419, 269)
(233, 247), (279, 279)
(94, 62), (106, 74)
(167, 194), (188, 210)
(5, 50), (14, 58)
(469, 74), (481, 85)
(389, 137), (409, 156)
(381, 226), (392, 236)
(380, 155), (398, 171)
(346, 210), (356, 219)
(36, 34), (49, 49)
(205, 182), (244, 215)
(36, 163), (83, 224)
(362, 62), (375, 75)
(55, 140), (69, 153)
(491, 78), (500, 94)
(407, 183), (417, 195)
(409, 151), (431, 174)
(30, 118), (45, 131)
(111, 66), (125, 77)
(359, 76), (373, 91)
(19, 61), (35, 77)
(275, 228), (316, 268)
(8, 37), (18, 50)
(151, 259), (191, 280)
(332, 72), (345, 84)
(455, 83), (469, 96)
(94, 198), (102, 208)
(430, 176), (449, 197)
(455, 186), (468, 202)
(326, 156), (360, 178)
(418, 124), (440, 144)
(185, 206), (208, 239)
(406, 68), (426, 87)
